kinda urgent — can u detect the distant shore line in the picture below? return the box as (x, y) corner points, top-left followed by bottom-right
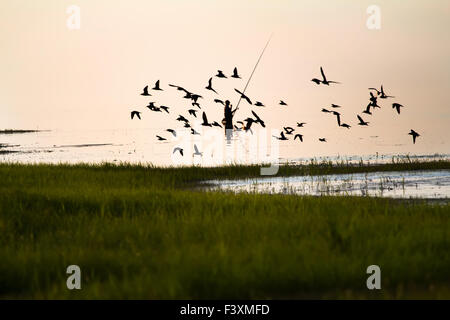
(0, 129), (49, 134)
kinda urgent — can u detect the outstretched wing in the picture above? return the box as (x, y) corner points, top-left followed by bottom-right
(357, 115), (363, 123)
(320, 67), (326, 81)
(202, 112), (208, 124)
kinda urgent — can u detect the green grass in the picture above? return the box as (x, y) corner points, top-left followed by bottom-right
(0, 160), (449, 299)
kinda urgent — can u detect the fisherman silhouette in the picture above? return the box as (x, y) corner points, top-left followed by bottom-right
(223, 100), (237, 141)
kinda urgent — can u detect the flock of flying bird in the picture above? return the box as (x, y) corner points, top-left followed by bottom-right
(130, 66), (421, 157)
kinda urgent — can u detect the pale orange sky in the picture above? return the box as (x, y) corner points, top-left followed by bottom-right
(1, 0), (449, 157)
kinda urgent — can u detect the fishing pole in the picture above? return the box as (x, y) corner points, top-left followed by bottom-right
(234, 33), (273, 113)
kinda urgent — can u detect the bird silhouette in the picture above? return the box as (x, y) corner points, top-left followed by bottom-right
(160, 106), (170, 113)
(408, 129), (420, 144)
(201, 112), (212, 127)
(156, 135), (166, 141)
(152, 80), (163, 91)
(251, 111), (266, 127)
(330, 104), (341, 108)
(188, 109), (197, 117)
(321, 108), (331, 113)
(214, 99), (225, 105)
(183, 122), (191, 128)
(273, 131), (288, 140)
(205, 78), (218, 94)
(212, 121), (223, 128)
(216, 70), (227, 78)
(319, 138), (327, 142)
(146, 102), (157, 110)
(191, 94), (203, 103)
(332, 111), (341, 126)
(176, 115), (189, 123)
(362, 105), (372, 115)
(340, 123), (351, 129)
(193, 144), (203, 156)
(294, 134), (303, 142)
(234, 89), (252, 105)
(231, 67), (241, 79)
(243, 118), (255, 132)
(131, 111), (141, 120)
(297, 122), (306, 127)
(191, 128), (200, 135)
(141, 86), (151, 96)
(392, 103), (404, 114)
(283, 127), (295, 135)
(279, 100), (288, 106)
(166, 129), (176, 137)
(312, 67), (340, 85)
(173, 147), (183, 156)
(369, 92), (380, 108)
(357, 115), (369, 126)
(371, 85), (395, 99)
(254, 101), (265, 107)
(192, 102), (201, 109)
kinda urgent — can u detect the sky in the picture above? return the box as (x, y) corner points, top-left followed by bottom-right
(1, 0), (449, 159)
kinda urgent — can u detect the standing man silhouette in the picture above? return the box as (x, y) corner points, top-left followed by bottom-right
(223, 100), (237, 141)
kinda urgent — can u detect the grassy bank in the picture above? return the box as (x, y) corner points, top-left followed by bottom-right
(0, 161), (449, 299)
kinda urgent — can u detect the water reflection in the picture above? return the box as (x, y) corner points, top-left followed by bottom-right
(205, 170), (450, 199)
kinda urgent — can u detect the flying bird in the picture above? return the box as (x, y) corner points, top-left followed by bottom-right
(156, 135), (166, 141)
(216, 70), (227, 78)
(273, 131), (288, 140)
(201, 112), (212, 127)
(330, 104), (341, 108)
(408, 129), (420, 144)
(321, 108), (331, 113)
(212, 121), (223, 128)
(283, 127), (295, 135)
(191, 128), (200, 135)
(319, 138), (327, 142)
(146, 102), (157, 110)
(192, 102), (201, 109)
(141, 86), (151, 96)
(234, 89), (252, 105)
(188, 109), (197, 117)
(294, 134), (303, 142)
(332, 111), (341, 126)
(357, 115), (369, 126)
(297, 122), (306, 127)
(193, 144), (203, 156)
(251, 111), (266, 128)
(173, 147), (183, 156)
(152, 80), (163, 91)
(214, 99), (225, 106)
(131, 111), (141, 120)
(176, 115), (189, 122)
(166, 129), (176, 137)
(340, 123), (351, 129)
(205, 78), (218, 94)
(392, 103), (404, 114)
(370, 85), (394, 99)
(231, 67), (241, 79)
(312, 67), (340, 85)
(279, 100), (288, 106)
(362, 105), (372, 115)
(160, 106), (170, 113)
(254, 101), (265, 107)
(243, 118), (255, 132)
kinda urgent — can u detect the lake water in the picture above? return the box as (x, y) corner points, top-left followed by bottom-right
(1, 129), (449, 168)
(204, 170), (450, 199)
